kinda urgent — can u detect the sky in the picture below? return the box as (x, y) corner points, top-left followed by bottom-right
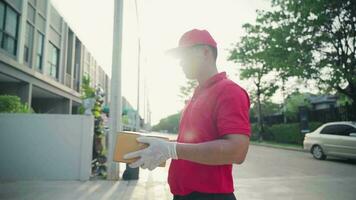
(51, 0), (272, 125)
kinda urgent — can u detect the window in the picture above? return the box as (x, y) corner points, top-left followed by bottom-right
(24, 22), (34, 66)
(320, 125), (353, 136)
(37, 0), (46, 15)
(66, 30), (74, 74)
(48, 42), (59, 79)
(347, 127), (356, 136)
(28, 0), (36, 6)
(320, 125), (338, 135)
(0, 1), (19, 55)
(0, 2), (4, 45)
(35, 32), (44, 70)
(27, 3), (35, 23)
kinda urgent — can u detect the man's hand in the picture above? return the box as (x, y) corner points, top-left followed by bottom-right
(123, 137), (178, 171)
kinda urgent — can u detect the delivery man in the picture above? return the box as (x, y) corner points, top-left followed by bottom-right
(124, 29), (251, 200)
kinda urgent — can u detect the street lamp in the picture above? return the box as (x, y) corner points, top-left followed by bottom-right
(107, 0), (124, 180)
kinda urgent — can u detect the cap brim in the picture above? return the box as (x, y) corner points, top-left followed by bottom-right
(165, 47), (186, 58)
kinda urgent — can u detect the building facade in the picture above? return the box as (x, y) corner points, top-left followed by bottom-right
(0, 0), (110, 114)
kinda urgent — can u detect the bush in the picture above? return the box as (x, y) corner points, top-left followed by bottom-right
(268, 123), (301, 144)
(250, 123), (274, 141)
(0, 95), (32, 113)
(250, 123), (259, 141)
(266, 121), (323, 145)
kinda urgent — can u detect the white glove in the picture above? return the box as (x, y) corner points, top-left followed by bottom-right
(123, 136), (178, 171)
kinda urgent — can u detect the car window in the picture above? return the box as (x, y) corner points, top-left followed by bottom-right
(320, 125), (353, 136)
(348, 127), (356, 135)
(338, 125), (354, 136)
(320, 125), (337, 135)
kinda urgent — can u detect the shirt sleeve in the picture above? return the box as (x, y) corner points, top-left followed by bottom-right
(215, 84), (251, 137)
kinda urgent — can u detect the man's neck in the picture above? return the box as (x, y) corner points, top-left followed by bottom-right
(197, 65), (218, 85)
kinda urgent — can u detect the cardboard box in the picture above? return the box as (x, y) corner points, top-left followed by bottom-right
(113, 131), (169, 167)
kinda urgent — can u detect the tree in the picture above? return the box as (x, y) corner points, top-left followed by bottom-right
(229, 23), (278, 141)
(255, 0), (356, 119)
(179, 80), (198, 102)
(250, 100), (281, 118)
(152, 113), (181, 134)
(81, 75), (95, 99)
(284, 91), (311, 121)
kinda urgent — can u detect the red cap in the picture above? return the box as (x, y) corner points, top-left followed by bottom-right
(167, 29), (217, 56)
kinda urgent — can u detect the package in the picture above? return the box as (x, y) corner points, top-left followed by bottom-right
(113, 131), (169, 167)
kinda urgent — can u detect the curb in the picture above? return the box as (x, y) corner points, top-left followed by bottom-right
(251, 142), (308, 153)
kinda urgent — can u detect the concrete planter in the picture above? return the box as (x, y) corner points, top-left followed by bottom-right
(0, 114), (94, 181)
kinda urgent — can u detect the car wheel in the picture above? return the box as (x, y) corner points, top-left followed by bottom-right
(312, 145), (327, 160)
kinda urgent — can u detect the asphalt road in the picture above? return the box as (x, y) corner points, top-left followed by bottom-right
(1, 132), (355, 200)
(234, 145), (356, 200)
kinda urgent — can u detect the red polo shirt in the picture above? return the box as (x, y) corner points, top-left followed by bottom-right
(168, 72), (251, 195)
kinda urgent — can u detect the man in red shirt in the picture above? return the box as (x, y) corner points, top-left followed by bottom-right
(124, 29), (251, 200)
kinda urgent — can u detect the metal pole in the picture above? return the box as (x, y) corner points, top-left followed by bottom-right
(135, 0), (141, 132)
(107, 0), (124, 180)
(136, 41), (141, 131)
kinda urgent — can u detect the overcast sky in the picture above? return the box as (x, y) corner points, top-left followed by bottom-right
(51, 0), (272, 125)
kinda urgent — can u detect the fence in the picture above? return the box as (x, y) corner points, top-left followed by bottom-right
(0, 114), (94, 181)
(250, 104), (355, 126)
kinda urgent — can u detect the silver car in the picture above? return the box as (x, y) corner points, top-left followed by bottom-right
(303, 121), (356, 160)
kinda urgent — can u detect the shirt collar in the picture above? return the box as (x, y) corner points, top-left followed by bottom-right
(194, 72), (227, 95)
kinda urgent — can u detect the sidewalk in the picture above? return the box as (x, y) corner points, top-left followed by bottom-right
(0, 163), (173, 200)
(0, 138), (309, 200)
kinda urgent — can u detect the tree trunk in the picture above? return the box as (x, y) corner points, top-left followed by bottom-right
(351, 97), (356, 121)
(257, 88), (264, 142)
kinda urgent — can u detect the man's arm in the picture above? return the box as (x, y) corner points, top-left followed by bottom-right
(123, 134), (250, 170)
(176, 134), (250, 165)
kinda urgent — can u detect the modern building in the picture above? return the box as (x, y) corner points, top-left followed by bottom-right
(308, 95), (338, 110)
(0, 0), (110, 114)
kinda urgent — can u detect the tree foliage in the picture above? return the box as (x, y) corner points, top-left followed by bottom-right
(152, 112), (181, 134)
(179, 80), (198, 102)
(81, 75), (96, 99)
(229, 21), (279, 137)
(284, 91), (311, 121)
(0, 95), (33, 113)
(261, 0), (356, 117)
(231, 0), (356, 120)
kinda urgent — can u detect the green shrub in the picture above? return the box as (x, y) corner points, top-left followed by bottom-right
(309, 122), (323, 132)
(0, 95), (32, 113)
(251, 121), (325, 144)
(250, 123), (259, 141)
(268, 123), (301, 144)
(250, 123), (274, 141)
(267, 121), (323, 145)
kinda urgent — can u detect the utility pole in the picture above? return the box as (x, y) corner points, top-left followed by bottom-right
(121, 0), (141, 181)
(107, 0), (124, 180)
(135, 41), (141, 131)
(135, 0), (141, 132)
(143, 77), (146, 130)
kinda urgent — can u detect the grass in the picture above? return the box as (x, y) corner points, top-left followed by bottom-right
(251, 140), (303, 149)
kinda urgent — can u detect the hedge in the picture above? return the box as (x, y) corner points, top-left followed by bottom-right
(251, 122), (323, 144)
(0, 95), (32, 113)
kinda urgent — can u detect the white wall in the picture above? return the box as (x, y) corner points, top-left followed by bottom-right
(0, 114), (94, 181)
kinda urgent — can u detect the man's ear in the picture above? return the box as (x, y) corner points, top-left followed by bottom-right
(203, 46), (210, 57)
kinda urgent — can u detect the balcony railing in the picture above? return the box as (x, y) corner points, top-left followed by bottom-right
(65, 73), (72, 88)
(73, 78), (80, 92)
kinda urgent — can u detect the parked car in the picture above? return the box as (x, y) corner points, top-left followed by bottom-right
(303, 121), (356, 160)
